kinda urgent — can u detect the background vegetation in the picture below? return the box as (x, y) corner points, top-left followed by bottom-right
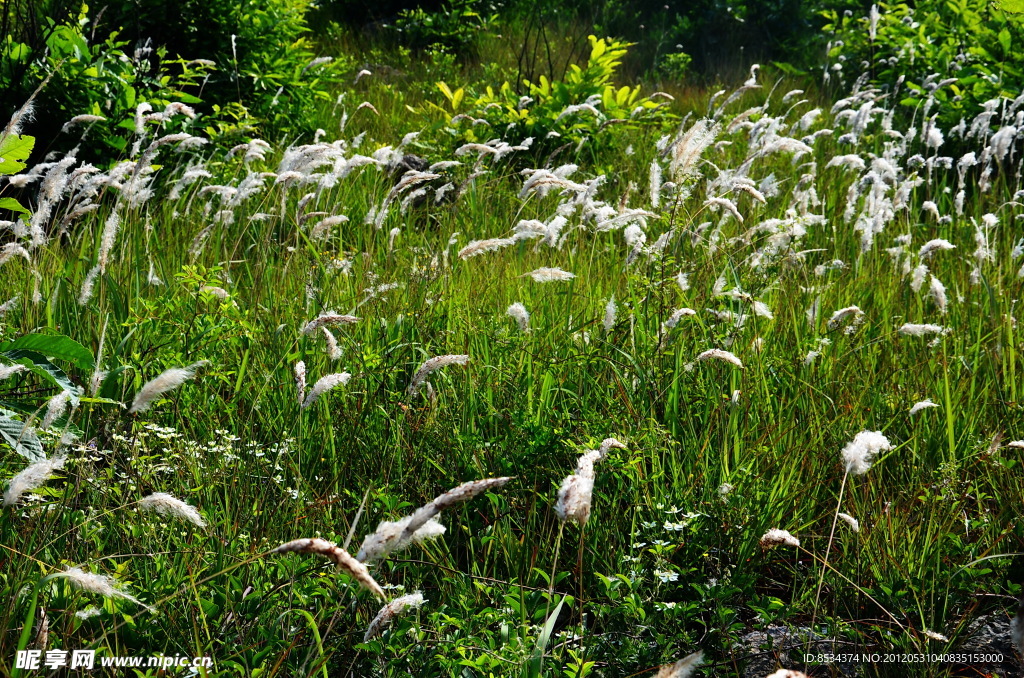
(2, 0), (1024, 676)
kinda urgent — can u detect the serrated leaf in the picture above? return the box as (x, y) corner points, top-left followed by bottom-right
(0, 334), (94, 371)
(0, 409), (44, 462)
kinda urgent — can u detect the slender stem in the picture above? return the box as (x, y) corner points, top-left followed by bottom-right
(810, 471), (849, 637)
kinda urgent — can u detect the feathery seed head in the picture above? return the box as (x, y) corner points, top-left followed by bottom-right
(364, 593), (426, 642)
(55, 567), (153, 611)
(696, 349), (743, 368)
(760, 528), (800, 549)
(408, 355), (469, 395)
(654, 650), (703, 678)
(841, 430), (892, 475)
(4, 454), (67, 506)
(507, 303), (530, 332)
(139, 492), (206, 527)
(837, 512), (860, 532)
(909, 399), (939, 415)
(272, 538), (384, 598)
(522, 267), (575, 283)
(301, 372), (351, 409)
(129, 361), (208, 413)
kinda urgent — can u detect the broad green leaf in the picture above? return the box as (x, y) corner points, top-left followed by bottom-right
(4, 353), (80, 402)
(0, 409), (44, 462)
(0, 132), (33, 174)
(0, 133), (34, 163)
(0, 334), (94, 371)
(0, 197), (29, 214)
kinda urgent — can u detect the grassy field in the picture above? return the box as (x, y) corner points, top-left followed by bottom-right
(1, 21), (1024, 678)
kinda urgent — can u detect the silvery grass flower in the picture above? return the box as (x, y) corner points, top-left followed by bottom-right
(760, 528), (800, 549)
(909, 399), (939, 415)
(837, 512), (860, 532)
(294, 361), (307, 405)
(842, 431), (892, 475)
(301, 372), (351, 409)
(654, 650), (703, 678)
(271, 538), (384, 598)
(139, 492), (206, 527)
(0, 363), (27, 381)
(918, 239), (955, 259)
(407, 355), (469, 396)
(300, 313), (359, 335)
(603, 297), (617, 333)
(41, 390), (75, 430)
(128, 361), (209, 413)
(522, 267), (575, 283)
(358, 477), (512, 562)
(507, 303), (530, 332)
(695, 349), (743, 369)
(899, 323), (946, 337)
(54, 567), (153, 612)
(4, 454), (67, 506)
(555, 441), (624, 525)
(364, 592), (426, 642)
(827, 306), (863, 331)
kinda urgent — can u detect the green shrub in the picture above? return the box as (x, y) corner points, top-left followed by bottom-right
(435, 35), (669, 162)
(93, 0), (349, 139)
(10, 10), (213, 160)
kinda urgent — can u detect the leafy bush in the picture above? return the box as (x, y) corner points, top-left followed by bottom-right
(435, 35), (669, 161)
(392, 0), (497, 55)
(93, 0), (348, 139)
(823, 0), (1024, 130)
(2, 0), (346, 164)
(8, 10), (213, 160)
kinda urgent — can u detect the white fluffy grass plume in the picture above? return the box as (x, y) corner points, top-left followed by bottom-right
(4, 454), (67, 506)
(128, 361), (209, 413)
(909, 399), (939, 415)
(55, 567), (153, 611)
(358, 477), (512, 562)
(507, 303), (530, 332)
(300, 313), (360, 335)
(301, 372), (351, 409)
(522, 267), (575, 283)
(760, 528), (800, 549)
(841, 430), (892, 475)
(555, 442), (624, 525)
(695, 349), (743, 368)
(407, 354), (469, 395)
(271, 538), (385, 598)
(363, 592), (426, 641)
(139, 492), (206, 527)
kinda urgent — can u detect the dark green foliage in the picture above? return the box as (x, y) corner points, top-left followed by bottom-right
(93, 0), (348, 137)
